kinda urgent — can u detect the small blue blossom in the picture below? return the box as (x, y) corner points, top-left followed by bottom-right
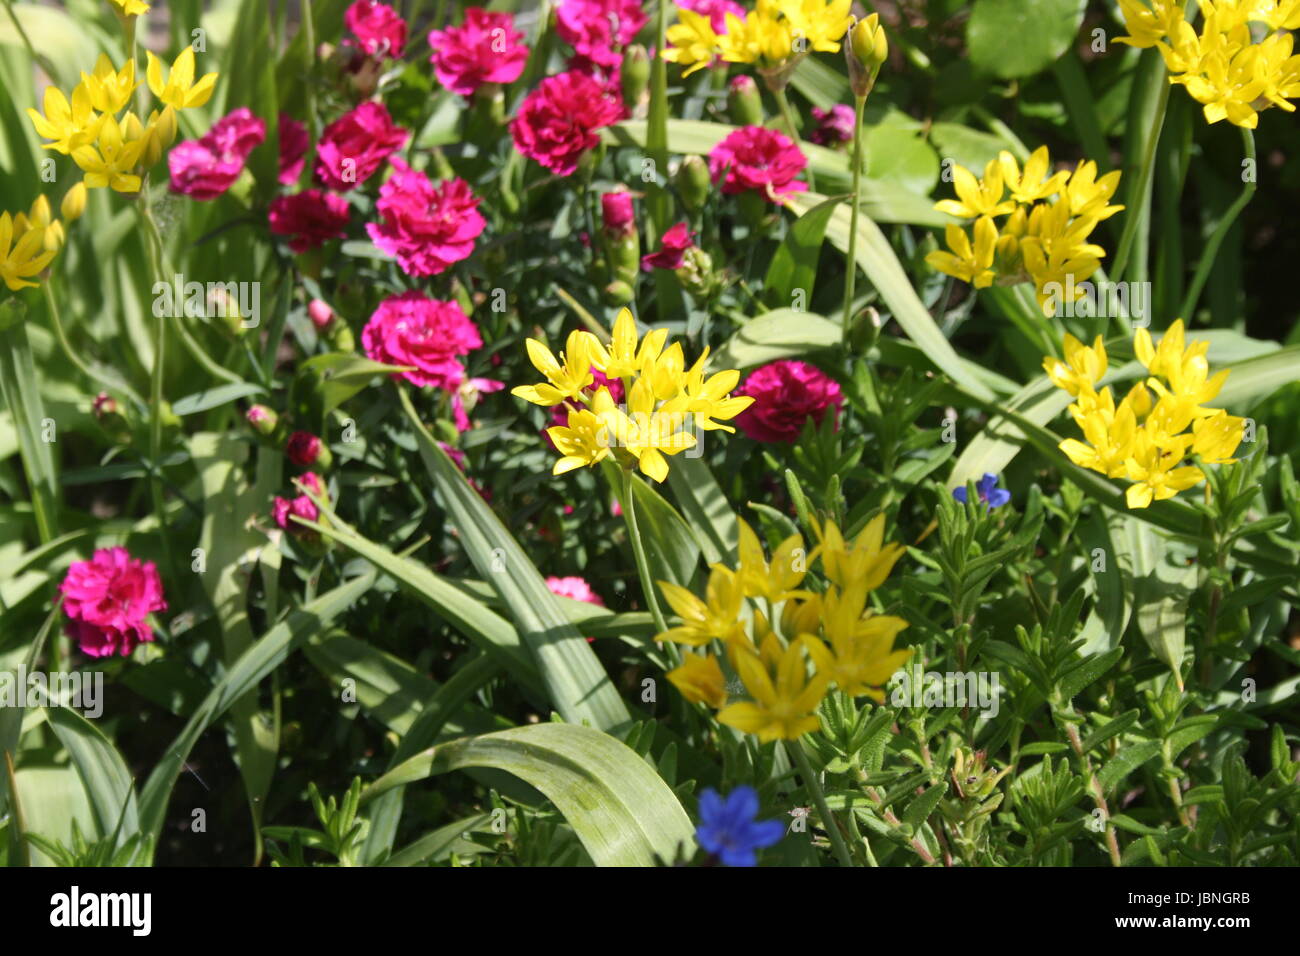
(953, 473), (1011, 511)
(695, 786), (785, 867)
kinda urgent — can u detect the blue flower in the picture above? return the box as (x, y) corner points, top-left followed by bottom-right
(953, 473), (1011, 511)
(695, 786), (785, 867)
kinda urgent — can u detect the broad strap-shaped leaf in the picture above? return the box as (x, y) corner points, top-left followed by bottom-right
(362, 723), (694, 867)
(398, 387), (632, 732)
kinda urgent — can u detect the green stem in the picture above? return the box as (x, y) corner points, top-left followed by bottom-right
(841, 94), (866, 342)
(1, 0), (56, 78)
(1111, 78), (1170, 282)
(787, 739), (855, 867)
(137, 201), (173, 572)
(41, 283), (145, 407)
(1178, 128), (1255, 320)
(773, 86), (815, 192)
(619, 469), (676, 663)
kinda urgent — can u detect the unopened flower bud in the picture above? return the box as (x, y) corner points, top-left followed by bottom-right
(675, 155), (711, 214)
(621, 44), (650, 109)
(246, 404), (279, 437)
(601, 188), (635, 238)
(603, 279), (635, 306)
(308, 298), (334, 329)
(728, 75), (764, 127)
(61, 182), (87, 222)
(286, 430), (331, 469)
(847, 14), (888, 98)
(673, 246), (717, 299)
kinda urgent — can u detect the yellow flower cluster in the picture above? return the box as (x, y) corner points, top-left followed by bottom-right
(662, 514), (911, 742)
(512, 308), (753, 483)
(662, 0), (853, 77)
(926, 146), (1123, 316)
(27, 47), (216, 194)
(0, 186), (86, 293)
(1117, 0), (1300, 128)
(1046, 321), (1245, 509)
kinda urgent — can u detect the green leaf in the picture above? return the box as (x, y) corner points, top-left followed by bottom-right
(764, 197), (840, 311)
(292, 352), (413, 424)
(713, 309), (841, 370)
(609, 463), (702, 587)
(190, 432), (280, 863)
(1081, 710), (1141, 753)
(44, 706), (139, 847)
(1097, 740), (1163, 790)
(1058, 647), (1124, 702)
(138, 570), (376, 848)
(1132, 529), (1195, 690)
(398, 387), (632, 732)
(967, 0), (1087, 80)
(361, 723), (694, 867)
(0, 311), (59, 540)
(172, 383), (265, 416)
(299, 498), (544, 697)
(788, 192), (999, 401)
(665, 456), (737, 565)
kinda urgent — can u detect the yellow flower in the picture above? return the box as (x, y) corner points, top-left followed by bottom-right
(663, 8), (719, 77)
(80, 54), (138, 115)
(546, 402), (613, 475)
(1115, 0), (1184, 48)
(1060, 388), (1138, 479)
(933, 159), (1016, 220)
(1123, 430), (1204, 509)
(146, 46), (218, 110)
(998, 146), (1068, 205)
(1063, 161), (1124, 220)
(667, 652), (727, 707)
(926, 216), (997, 289)
(589, 307), (668, 380)
(849, 11), (889, 72)
(1042, 333), (1108, 397)
(1248, 30), (1300, 114)
(1191, 409), (1245, 465)
(717, 632), (829, 741)
(71, 115), (147, 193)
(717, 2), (792, 67)
(812, 513), (905, 594)
(656, 564), (748, 646)
(679, 350), (754, 433)
(735, 518), (810, 602)
(27, 83), (104, 154)
(109, 0), (151, 15)
(511, 329), (598, 406)
(0, 211), (58, 292)
(594, 378), (696, 482)
(804, 600), (910, 701)
(779, 0), (853, 54)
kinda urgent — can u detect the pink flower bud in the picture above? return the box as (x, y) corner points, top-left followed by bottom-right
(308, 299), (335, 329)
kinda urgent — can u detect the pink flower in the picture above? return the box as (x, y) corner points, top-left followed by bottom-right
(641, 221), (694, 271)
(545, 575), (605, 606)
(345, 1), (407, 58)
(168, 107), (266, 200)
(810, 104), (854, 147)
(278, 113), (310, 185)
(428, 8), (529, 97)
(60, 547), (167, 658)
(735, 360), (843, 443)
(268, 190), (351, 252)
(286, 430), (324, 466)
(709, 126), (808, 202)
(298, 471), (326, 497)
(556, 0), (646, 71)
(362, 291), (482, 391)
(601, 189), (635, 236)
(678, 0), (745, 32)
(510, 69), (626, 176)
(364, 158), (485, 276)
(314, 101), (408, 191)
